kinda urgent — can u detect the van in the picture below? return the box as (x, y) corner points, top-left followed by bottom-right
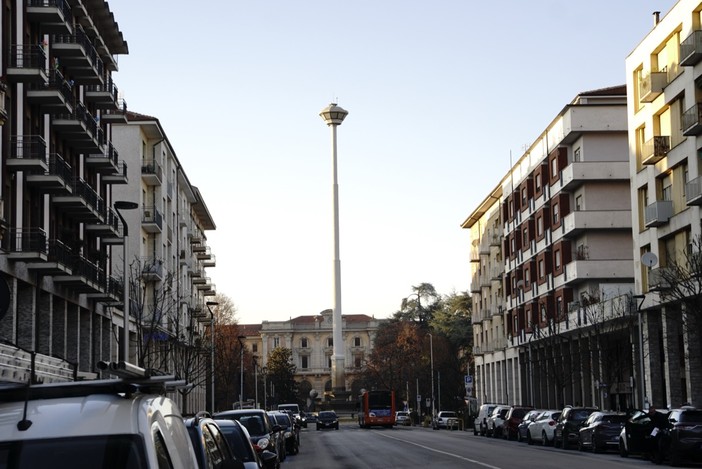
(277, 403), (302, 426)
(473, 403), (500, 436)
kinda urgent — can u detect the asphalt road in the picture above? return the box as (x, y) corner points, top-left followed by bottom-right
(281, 422), (699, 469)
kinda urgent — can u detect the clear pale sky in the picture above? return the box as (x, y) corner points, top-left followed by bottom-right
(110, 1), (673, 325)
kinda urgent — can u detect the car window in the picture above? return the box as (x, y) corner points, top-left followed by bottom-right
(239, 416), (265, 435)
(678, 410), (702, 423)
(203, 423), (231, 468)
(571, 409), (593, 420)
(602, 414), (627, 424)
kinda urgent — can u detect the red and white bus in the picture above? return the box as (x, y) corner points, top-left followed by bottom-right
(358, 390), (395, 428)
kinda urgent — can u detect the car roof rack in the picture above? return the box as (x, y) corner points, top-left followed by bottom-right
(0, 361), (188, 403)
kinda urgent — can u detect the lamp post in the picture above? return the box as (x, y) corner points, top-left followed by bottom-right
(206, 301), (218, 414)
(633, 294), (647, 408)
(114, 201), (139, 363)
(319, 103), (348, 394)
(253, 356), (258, 409)
(261, 366), (268, 410)
(427, 332), (435, 417)
(238, 335), (245, 409)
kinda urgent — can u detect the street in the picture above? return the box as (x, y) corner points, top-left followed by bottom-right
(282, 421), (698, 469)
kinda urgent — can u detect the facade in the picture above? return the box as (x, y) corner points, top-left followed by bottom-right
(465, 86), (636, 410)
(0, 3), (217, 413)
(625, 1), (702, 408)
(243, 310), (382, 408)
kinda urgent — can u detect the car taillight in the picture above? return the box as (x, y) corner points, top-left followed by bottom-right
(548, 420), (556, 426)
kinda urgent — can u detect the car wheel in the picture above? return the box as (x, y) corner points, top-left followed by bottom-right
(517, 431), (522, 442)
(554, 434), (561, 448)
(541, 431), (548, 446)
(670, 448), (681, 467)
(527, 432), (533, 445)
(578, 438), (585, 452)
(619, 438), (628, 458)
(592, 436), (602, 454)
(473, 427), (478, 436)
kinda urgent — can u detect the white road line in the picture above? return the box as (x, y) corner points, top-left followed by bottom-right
(376, 431), (503, 469)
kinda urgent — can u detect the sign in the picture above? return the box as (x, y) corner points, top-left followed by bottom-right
(425, 398), (431, 408)
(465, 375), (473, 395)
(416, 394), (421, 403)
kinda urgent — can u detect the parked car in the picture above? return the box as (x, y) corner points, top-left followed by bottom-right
(554, 406), (598, 449)
(214, 409), (284, 466)
(503, 405), (534, 440)
(473, 403), (499, 436)
(662, 407), (702, 466)
(486, 405), (510, 438)
(305, 412), (319, 425)
(216, 419), (278, 469)
(432, 411), (459, 430)
(184, 413), (245, 469)
(317, 411), (339, 430)
(395, 411), (411, 426)
(619, 408), (667, 458)
(268, 411), (300, 455)
(0, 369), (200, 469)
(577, 412), (627, 453)
(526, 410), (562, 446)
(299, 411), (309, 428)
(516, 409), (544, 443)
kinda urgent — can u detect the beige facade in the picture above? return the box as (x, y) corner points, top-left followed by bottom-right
(464, 87), (636, 410)
(626, 0), (702, 408)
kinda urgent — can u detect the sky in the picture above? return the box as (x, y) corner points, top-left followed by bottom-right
(109, 0), (674, 325)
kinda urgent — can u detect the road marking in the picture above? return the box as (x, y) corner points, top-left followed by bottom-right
(376, 432), (503, 469)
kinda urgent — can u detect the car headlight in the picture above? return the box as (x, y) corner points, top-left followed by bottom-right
(255, 437), (270, 451)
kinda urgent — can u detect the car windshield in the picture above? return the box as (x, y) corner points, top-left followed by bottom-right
(571, 409), (593, 420)
(238, 415), (266, 435)
(319, 412), (336, 419)
(678, 411), (702, 423)
(441, 412), (457, 418)
(602, 414), (627, 424)
(0, 435), (147, 469)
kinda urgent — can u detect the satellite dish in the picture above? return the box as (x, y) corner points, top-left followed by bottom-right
(641, 252), (658, 268)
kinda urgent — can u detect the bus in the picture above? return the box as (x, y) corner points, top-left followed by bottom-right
(358, 390), (395, 428)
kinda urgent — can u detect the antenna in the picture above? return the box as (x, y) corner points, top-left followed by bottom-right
(641, 252), (658, 268)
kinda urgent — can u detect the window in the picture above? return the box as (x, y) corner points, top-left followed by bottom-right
(538, 259), (544, 278)
(552, 203), (560, 224)
(521, 187), (527, 206)
(273, 337), (280, 348)
(551, 157), (558, 177)
(327, 337), (333, 347)
(523, 227), (529, 246)
(535, 173), (541, 191)
(575, 195), (582, 211)
(252, 344), (258, 353)
(556, 297), (563, 318)
(301, 337), (308, 348)
(662, 174), (672, 201)
(574, 147), (581, 162)
(540, 305), (547, 323)
(354, 355), (362, 368)
(524, 268), (530, 285)
(555, 249), (561, 269)
(301, 356), (308, 369)
(537, 216), (543, 236)
(327, 355), (332, 368)
(354, 337), (361, 347)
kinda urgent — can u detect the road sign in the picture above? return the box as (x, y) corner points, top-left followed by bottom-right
(416, 394), (421, 403)
(465, 375), (473, 395)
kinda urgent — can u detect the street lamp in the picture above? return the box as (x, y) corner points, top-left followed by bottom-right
(427, 332), (435, 417)
(253, 356), (258, 409)
(319, 102), (348, 393)
(633, 294), (647, 409)
(114, 200), (139, 363)
(238, 335), (246, 409)
(206, 301), (218, 414)
(261, 366), (268, 410)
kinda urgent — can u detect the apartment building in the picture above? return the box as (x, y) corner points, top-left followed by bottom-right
(626, 1), (702, 408)
(465, 86), (636, 410)
(0, 2), (217, 413)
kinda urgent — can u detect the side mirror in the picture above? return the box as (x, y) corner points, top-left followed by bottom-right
(271, 424), (282, 433)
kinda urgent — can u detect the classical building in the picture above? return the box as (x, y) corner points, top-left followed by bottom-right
(0, 3), (217, 413)
(625, 1), (702, 408)
(464, 86), (636, 410)
(240, 310), (382, 408)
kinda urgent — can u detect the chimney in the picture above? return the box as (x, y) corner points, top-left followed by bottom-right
(653, 11), (661, 25)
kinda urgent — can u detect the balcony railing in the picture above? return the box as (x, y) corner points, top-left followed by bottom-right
(641, 135), (669, 165)
(52, 29), (104, 83)
(85, 78), (119, 109)
(142, 206), (163, 232)
(686, 176), (702, 206)
(644, 200), (674, 227)
(7, 228), (48, 255)
(6, 45), (47, 82)
(27, 69), (74, 113)
(141, 160), (163, 185)
(680, 30), (702, 66)
(102, 161), (128, 185)
(27, 0), (72, 34)
(639, 70), (667, 103)
(26, 153), (73, 193)
(7, 135), (48, 172)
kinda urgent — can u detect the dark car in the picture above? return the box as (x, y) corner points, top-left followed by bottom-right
(268, 411), (300, 455)
(184, 413), (245, 469)
(516, 409), (544, 443)
(503, 406), (534, 440)
(619, 408), (666, 458)
(317, 411), (339, 430)
(214, 409), (283, 467)
(662, 407), (702, 466)
(554, 406), (598, 449)
(577, 412), (627, 453)
(216, 419), (278, 469)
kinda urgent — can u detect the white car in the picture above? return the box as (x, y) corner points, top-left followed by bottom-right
(432, 411), (459, 430)
(527, 410), (562, 446)
(395, 411), (411, 426)
(486, 405), (510, 437)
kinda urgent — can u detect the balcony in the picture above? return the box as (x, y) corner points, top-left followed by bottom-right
(561, 210), (632, 236)
(189, 228), (203, 245)
(559, 161), (630, 191)
(141, 206), (163, 233)
(556, 259), (635, 286)
(141, 258), (164, 282)
(648, 267), (673, 291)
(644, 200), (674, 227)
(6, 228), (48, 262)
(85, 142), (119, 173)
(6, 45), (48, 83)
(84, 79), (119, 109)
(84, 275), (121, 304)
(686, 176), (702, 206)
(24, 239), (72, 274)
(203, 286), (216, 296)
(641, 135), (670, 165)
(639, 70), (667, 103)
(682, 103), (702, 136)
(27, 0), (73, 34)
(202, 254), (216, 268)
(25, 153), (73, 194)
(102, 162), (128, 185)
(27, 69), (74, 114)
(100, 99), (128, 124)
(53, 255), (104, 293)
(196, 277), (213, 290)
(7, 136), (48, 172)
(85, 208), (120, 238)
(141, 160), (162, 185)
(52, 103), (104, 152)
(52, 177), (104, 222)
(680, 30), (702, 66)
(51, 29), (104, 84)
(192, 275), (206, 285)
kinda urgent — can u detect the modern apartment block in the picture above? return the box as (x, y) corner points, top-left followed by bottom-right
(465, 86), (636, 410)
(626, 1), (702, 408)
(0, 2), (217, 412)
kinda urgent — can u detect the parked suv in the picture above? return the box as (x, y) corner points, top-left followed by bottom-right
(432, 411), (459, 430)
(486, 405), (510, 438)
(473, 403), (499, 436)
(554, 406), (598, 449)
(215, 409), (283, 466)
(0, 364), (200, 469)
(503, 405), (534, 440)
(663, 407), (702, 466)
